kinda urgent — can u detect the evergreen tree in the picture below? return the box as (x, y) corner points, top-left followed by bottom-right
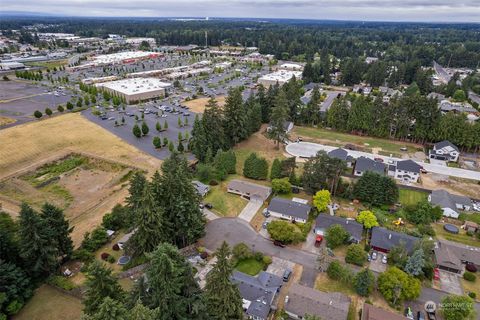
(40, 203), (73, 258)
(190, 116), (209, 162)
(255, 84), (270, 123)
(155, 121), (162, 132)
(404, 249), (425, 277)
(133, 124), (142, 138)
(267, 90), (289, 148)
(223, 87), (247, 146)
(354, 268), (375, 297)
(85, 297), (129, 320)
(245, 94), (262, 135)
(130, 301), (159, 320)
(0, 260), (33, 317)
(125, 172), (147, 218)
(18, 203), (58, 279)
(141, 122), (149, 136)
(204, 242), (243, 320)
(83, 261), (124, 315)
(270, 158), (282, 180)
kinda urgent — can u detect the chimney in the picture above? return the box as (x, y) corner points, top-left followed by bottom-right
(388, 234), (392, 239)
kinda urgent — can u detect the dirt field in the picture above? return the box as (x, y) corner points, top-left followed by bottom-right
(182, 95), (226, 113)
(421, 174), (480, 199)
(0, 115), (15, 126)
(0, 113), (162, 245)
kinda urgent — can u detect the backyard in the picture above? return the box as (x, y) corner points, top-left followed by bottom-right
(235, 258), (266, 276)
(432, 223), (480, 247)
(398, 188), (428, 207)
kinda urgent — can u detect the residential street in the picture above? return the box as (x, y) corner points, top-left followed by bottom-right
(286, 142), (480, 181)
(417, 287), (480, 317)
(201, 217), (319, 287)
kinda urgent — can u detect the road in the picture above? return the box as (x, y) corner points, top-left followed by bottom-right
(418, 287), (480, 317)
(202, 217), (319, 287)
(286, 142), (480, 181)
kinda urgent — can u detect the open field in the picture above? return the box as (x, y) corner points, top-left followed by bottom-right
(26, 59), (69, 69)
(0, 115), (15, 126)
(182, 95), (226, 113)
(292, 126), (423, 157)
(421, 174), (480, 200)
(13, 285), (83, 320)
(432, 223), (480, 247)
(0, 113), (161, 245)
(398, 189), (428, 206)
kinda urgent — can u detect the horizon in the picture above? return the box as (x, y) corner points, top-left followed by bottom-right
(1, 0), (480, 23)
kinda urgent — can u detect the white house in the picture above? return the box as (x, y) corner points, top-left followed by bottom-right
(392, 160), (423, 183)
(429, 140), (460, 163)
(429, 189), (472, 219)
(266, 197), (311, 223)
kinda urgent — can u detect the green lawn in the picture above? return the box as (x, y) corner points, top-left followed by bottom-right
(432, 223), (480, 247)
(235, 258), (265, 276)
(398, 189), (428, 207)
(203, 176), (249, 217)
(294, 127), (421, 155)
(13, 285), (83, 320)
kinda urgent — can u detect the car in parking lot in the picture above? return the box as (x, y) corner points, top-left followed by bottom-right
(282, 269), (292, 282)
(382, 255), (387, 264)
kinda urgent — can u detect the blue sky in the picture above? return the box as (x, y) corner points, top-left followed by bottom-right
(2, 0), (480, 22)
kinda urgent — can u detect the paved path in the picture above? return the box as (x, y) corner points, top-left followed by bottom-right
(203, 208), (220, 221)
(202, 217), (318, 287)
(286, 142), (480, 181)
(237, 200), (263, 223)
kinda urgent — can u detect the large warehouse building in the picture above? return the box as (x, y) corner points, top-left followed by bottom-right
(97, 78), (171, 104)
(257, 70), (302, 87)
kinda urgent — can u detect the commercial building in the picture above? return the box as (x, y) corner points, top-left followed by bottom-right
(280, 63), (303, 71)
(68, 51), (161, 71)
(258, 70), (302, 87)
(97, 77), (171, 104)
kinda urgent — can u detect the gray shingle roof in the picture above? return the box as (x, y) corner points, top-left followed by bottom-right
(231, 271), (282, 319)
(396, 160), (422, 173)
(328, 148), (349, 161)
(267, 197), (311, 220)
(370, 227), (419, 253)
(314, 214), (363, 242)
(430, 189), (472, 211)
(285, 283), (350, 320)
(436, 239), (480, 266)
(192, 180), (209, 195)
(355, 157), (386, 175)
(433, 140), (459, 152)
(227, 179), (272, 201)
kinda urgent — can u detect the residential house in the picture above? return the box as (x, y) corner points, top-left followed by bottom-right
(231, 271), (283, 320)
(434, 240), (480, 273)
(429, 140), (460, 162)
(428, 189), (472, 219)
(192, 180), (210, 197)
(361, 303), (405, 320)
(227, 179), (272, 202)
(427, 92), (446, 101)
(370, 227), (419, 254)
(266, 197), (311, 223)
(284, 283), (351, 320)
(117, 229), (137, 250)
(365, 57), (379, 64)
(327, 148), (354, 167)
(353, 156), (386, 176)
(391, 160), (423, 183)
(314, 214), (363, 244)
(463, 221), (479, 233)
(267, 121), (294, 134)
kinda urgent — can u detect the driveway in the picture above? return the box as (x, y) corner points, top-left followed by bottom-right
(438, 270), (463, 295)
(202, 217), (319, 281)
(368, 251), (387, 273)
(203, 208), (220, 221)
(266, 256), (295, 278)
(286, 142), (480, 181)
(238, 200), (263, 223)
(302, 229), (319, 254)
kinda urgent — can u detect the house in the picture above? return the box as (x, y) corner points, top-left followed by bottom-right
(284, 283), (350, 320)
(463, 221), (479, 233)
(361, 303), (405, 320)
(429, 140), (460, 162)
(266, 197), (311, 223)
(267, 121), (294, 134)
(391, 160), (422, 183)
(117, 229), (137, 250)
(427, 92), (446, 101)
(370, 227), (419, 254)
(327, 148), (354, 167)
(227, 180), (272, 202)
(353, 157), (386, 176)
(365, 57), (379, 64)
(314, 214), (363, 244)
(192, 180), (210, 197)
(231, 271), (283, 320)
(434, 240), (480, 273)
(428, 189), (472, 219)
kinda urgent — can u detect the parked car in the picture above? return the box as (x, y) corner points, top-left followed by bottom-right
(374, 157), (384, 162)
(282, 269), (292, 282)
(204, 203), (213, 209)
(382, 255), (387, 264)
(262, 222), (269, 229)
(314, 235), (323, 247)
(371, 252), (377, 260)
(199, 203), (205, 209)
(400, 147), (408, 151)
(262, 208), (270, 217)
(273, 240), (286, 248)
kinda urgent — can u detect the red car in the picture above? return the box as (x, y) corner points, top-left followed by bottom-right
(315, 235), (323, 247)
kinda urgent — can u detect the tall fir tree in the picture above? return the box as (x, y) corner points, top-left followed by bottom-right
(84, 297), (129, 320)
(190, 116), (209, 162)
(267, 90), (289, 148)
(202, 96), (226, 154)
(204, 241), (243, 320)
(223, 87), (248, 146)
(40, 203), (73, 258)
(126, 172), (147, 216)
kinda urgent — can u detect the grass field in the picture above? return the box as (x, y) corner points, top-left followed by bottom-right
(13, 285), (83, 320)
(235, 258), (265, 276)
(398, 189), (428, 206)
(204, 176), (248, 217)
(432, 223), (480, 247)
(182, 96), (226, 113)
(293, 126), (422, 156)
(25, 59), (69, 69)
(462, 278), (480, 302)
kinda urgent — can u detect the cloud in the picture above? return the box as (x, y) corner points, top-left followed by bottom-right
(1, 0), (479, 22)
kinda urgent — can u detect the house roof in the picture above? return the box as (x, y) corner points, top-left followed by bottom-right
(430, 189), (472, 211)
(361, 303), (405, 320)
(192, 180), (209, 194)
(433, 140), (459, 152)
(370, 227), (419, 253)
(436, 239), (480, 266)
(328, 148), (349, 161)
(314, 214), (363, 242)
(231, 271), (282, 319)
(355, 157), (386, 175)
(434, 241), (463, 271)
(464, 221), (479, 229)
(285, 283), (350, 320)
(227, 179), (272, 201)
(267, 197), (311, 220)
(396, 160), (422, 173)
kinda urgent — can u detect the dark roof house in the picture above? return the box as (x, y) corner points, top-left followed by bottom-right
(231, 271), (283, 320)
(396, 160), (422, 174)
(428, 189), (472, 218)
(267, 197), (311, 222)
(192, 180), (210, 197)
(285, 283), (350, 320)
(429, 140), (460, 162)
(370, 227), (419, 254)
(434, 240), (480, 271)
(354, 157), (386, 176)
(314, 214), (363, 243)
(227, 179), (272, 202)
(327, 148), (353, 163)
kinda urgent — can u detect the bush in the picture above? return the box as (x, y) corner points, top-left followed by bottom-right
(254, 252), (264, 261)
(271, 178), (292, 194)
(47, 275), (76, 291)
(345, 244), (367, 266)
(243, 153), (268, 180)
(267, 220), (304, 244)
(71, 248), (94, 263)
(466, 263), (477, 273)
(107, 256), (116, 264)
(57, 105), (64, 112)
(468, 292), (476, 299)
(112, 244), (120, 251)
(325, 224), (349, 249)
(81, 227), (109, 252)
(33, 110), (43, 118)
(463, 271), (476, 282)
(101, 252), (110, 261)
(417, 224), (436, 236)
(327, 260), (353, 284)
(232, 243), (252, 261)
(102, 204), (132, 230)
(262, 255), (272, 266)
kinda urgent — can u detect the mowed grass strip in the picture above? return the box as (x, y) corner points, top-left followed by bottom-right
(13, 285), (83, 320)
(235, 258), (265, 276)
(398, 188), (428, 206)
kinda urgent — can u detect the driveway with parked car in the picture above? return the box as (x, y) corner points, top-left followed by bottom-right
(368, 251), (387, 273)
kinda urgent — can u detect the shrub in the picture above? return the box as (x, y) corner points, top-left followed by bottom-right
(463, 271), (476, 282)
(33, 110), (43, 118)
(57, 105), (64, 112)
(325, 224), (349, 249)
(254, 252), (264, 261)
(243, 153), (268, 180)
(468, 292), (476, 299)
(107, 256), (116, 264)
(466, 263), (477, 273)
(47, 275), (76, 291)
(267, 220), (304, 244)
(102, 204), (131, 230)
(71, 249), (94, 263)
(271, 178), (292, 194)
(101, 252), (110, 261)
(112, 244), (120, 251)
(232, 243), (252, 261)
(262, 255), (272, 266)
(327, 260), (353, 284)
(81, 227), (109, 252)
(345, 244), (367, 266)
(45, 108), (53, 116)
